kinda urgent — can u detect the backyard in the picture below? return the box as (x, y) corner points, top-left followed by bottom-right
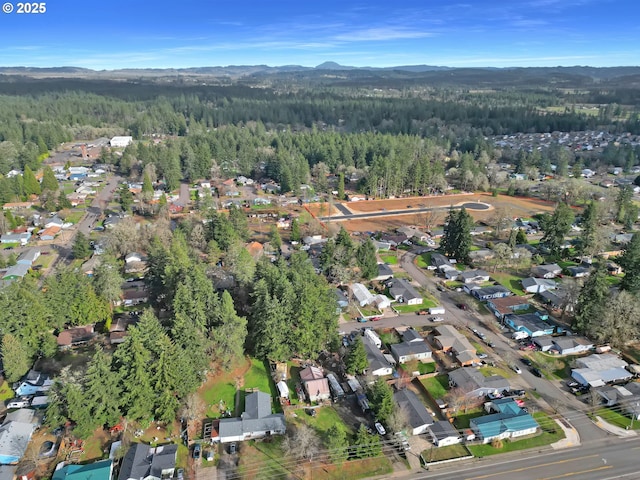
(420, 375), (450, 400)
(421, 443), (471, 463)
(379, 254), (398, 265)
(490, 271), (527, 296)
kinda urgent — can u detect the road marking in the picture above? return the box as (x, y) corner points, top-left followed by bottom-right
(465, 454), (600, 479)
(541, 465), (612, 479)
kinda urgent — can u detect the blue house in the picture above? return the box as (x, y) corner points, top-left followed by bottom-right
(69, 173), (87, 181)
(470, 398), (538, 444)
(13, 370), (52, 397)
(504, 312), (554, 338)
(467, 285), (511, 301)
(53, 459), (113, 480)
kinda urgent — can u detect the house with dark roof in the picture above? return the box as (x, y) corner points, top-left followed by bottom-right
(566, 266), (590, 278)
(57, 325), (95, 349)
(362, 336), (393, 377)
(118, 443), (177, 480)
(374, 263), (394, 282)
(467, 285), (511, 301)
(430, 253), (450, 269)
(428, 421), (461, 447)
(448, 368), (510, 399)
(532, 336), (555, 352)
(595, 382), (640, 419)
(390, 336), (432, 365)
(532, 264), (562, 279)
(393, 389), (434, 435)
(13, 370), (52, 397)
(334, 289), (349, 309)
(470, 398), (538, 444)
(552, 337), (593, 355)
(388, 278), (422, 305)
(53, 459), (113, 480)
(218, 390), (286, 443)
(433, 325), (478, 367)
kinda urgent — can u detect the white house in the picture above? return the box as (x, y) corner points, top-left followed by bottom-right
(110, 136), (133, 148)
(350, 283), (374, 307)
(521, 277), (556, 294)
(393, 389), (434, 435)
(218, 391), (286, 443)
(429, 421), (461, 447)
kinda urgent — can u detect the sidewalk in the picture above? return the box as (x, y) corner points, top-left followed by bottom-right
(551, 417), (581, 449)
(594, 415), (638, 437)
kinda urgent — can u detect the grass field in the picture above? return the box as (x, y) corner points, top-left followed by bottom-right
(467, 412), (565, 456)
(452, 408), (484, 429)
(64, 210), (86, 224)
(596, 407), (640, 430)
(421, 443), (471, 463)
(402, 359), (436, 375)
(416, 252), (432, 268)
(530, 352), (577, 380)
(290, 406), (352, 436)
(420, 375), (449, 399)
(0, 381), (14, 402)
(491, 271), (527, 296)
(395, 298), (437, 313)
(379, 254), (398, 265)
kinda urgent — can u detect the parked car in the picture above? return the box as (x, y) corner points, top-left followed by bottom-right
(521, 358), (533, 366)
(431, 316), (444, 322)
(530, 367), (542, 377)
(477, 353), (488, 359)
(205, 450), (214, 462)
(357, 317), (368, 323)
(6, 397), (31, 409)
(417, 310), (429, 315)
(193, 444), (201, 459)
(436, 284), (446, 292)
(229, 443), (237, 454)
(511, 364), (522, 374)
(456, 303), (469, 310)
(371, 316), (382, 321)
(176, 469), (184, 480)
(374, 422), (386, 436)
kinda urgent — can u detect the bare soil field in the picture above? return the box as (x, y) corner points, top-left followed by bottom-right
(305, 193), (557, 233)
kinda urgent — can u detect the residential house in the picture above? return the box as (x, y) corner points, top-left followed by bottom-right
(372, 294), (391, 310)
(393, 389), (434, 435)
(2, 264), (30, 281)
(13, 370), (52, 397)
(374, 263), (394, 282)
(469, 249), (495, 262)
(253, 197), (271, 206)
(470, 398), (538, 444)
(44, 217), (64, 229)
(532, 264), (562, 279)
(121, 289), (149, 307)
(39, 226), (61, 241)
(245, 241), (264, 260)
(607, 262), (623, 275)
(396, 226), (428, 242)
(110, 136), (133, 147)
(350, 283), (374, 307)
(538, 289), (568, 310)
(390, 329), (432, 364)
(439, 264), (459, 281)
(459, 269), (490, 285)
(299, 366), (331, 403)
(16, 248), (40, 266)
(613, 233), (634, 245)
(53, 459), (113, 480)
(521, 277), (556, 294)
(486, 296), (530, 321)
(0, 409), (39, 464)
(109, 316), (139, 345)
(533, 336), (555, 352)
(448, 368), (510, 399)
(571, 354), (632, 388)
(334, 289), (349, 309)
(124, 252), (148, 274)
(504, 312), (554, 338)
(471, 225), (492, 236)
(429, 421), (461, 447)
(552, 337), (594, 355)
(567, 266), (590, 278)
(218, 390), (286, 443)
(430, 253), (450, 269)
(468, 285), (511, 301)
(595, 382), (640, 419)
(0, 232), (31, 246)
(388, 278), (423, 305)
(118, 443), (177, 480)
(362, 336), (393, 377)
(57, 325), (95, 349)
(433, 325), (478, 367)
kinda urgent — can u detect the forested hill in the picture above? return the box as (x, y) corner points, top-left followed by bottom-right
(1, 65), (640, 88)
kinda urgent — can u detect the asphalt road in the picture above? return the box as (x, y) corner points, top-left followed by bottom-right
(402, 437), (640, 480)
(319, 201), (490, 222)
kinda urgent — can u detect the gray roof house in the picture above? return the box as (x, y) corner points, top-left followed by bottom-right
(218, 391), (286, 443)
(118, 443), (177, 480)
(532, 264), (562, 279)
(552, 337), (594, 355)
(459, 270), (490, 284)
(571, 354), (632, 388)
(430, 253), (450, 269)
(350, 283), (374, 307)
(448, 368), (510, 399)
(393, 389), (434, 435)
(388, 278), (422, 305)
(595, 383), (640, 419)
(390, 340), (432, 365)
(362, 336), (393, 377)
(428, 421), (461, 447)
(0, 409), (39, 465)
(16, 248), (40, 266)
(374, 263), (394, 281)
(2, 264), (30, 281)
(334, 289), (349, 309)
(468, 285), (511, 300)
(521, 277), (556, 294)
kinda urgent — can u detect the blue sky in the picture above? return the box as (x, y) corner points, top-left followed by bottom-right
(1, 0), (638, 69)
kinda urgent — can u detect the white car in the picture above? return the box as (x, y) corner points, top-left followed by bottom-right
(512, 364), (522, 374)
(374, 422), (386, 436)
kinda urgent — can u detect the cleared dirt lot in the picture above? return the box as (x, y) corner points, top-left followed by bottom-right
(306, 193), (557, 233)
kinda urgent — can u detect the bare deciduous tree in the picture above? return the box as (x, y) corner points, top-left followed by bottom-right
(282, 423), (320, 461)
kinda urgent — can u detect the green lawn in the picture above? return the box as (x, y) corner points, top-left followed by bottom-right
(491, 271), (527, 296)
(379, 331), (401, 346)
(478, 365), (513, 379)
(291, 406), (352, 436)
(420, 375), (449, 399)
(1, 243), (19, 250)
(421, 443), (471, 463)
(379, 254), (398, 265)
(467, 412), (565, 456)
(452, 408), (484, 429)
(64, 210), (86, 224)
(0, 381), (14, 402)
(605, 275), (623, 287)
(596, 408), (640, 430)
(530, 352), (577, 380)
(416, 252), (432, 268)
(395, 299), (437, 313)
(402, 359), (436, 375)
